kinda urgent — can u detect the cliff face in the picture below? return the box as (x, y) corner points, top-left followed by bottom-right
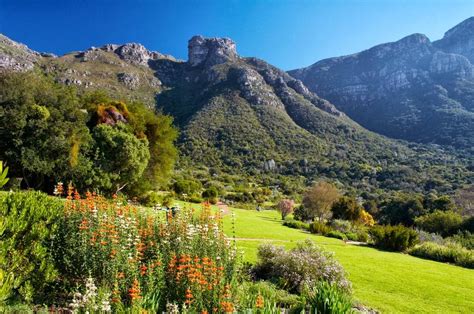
(289, 18), (474, 150)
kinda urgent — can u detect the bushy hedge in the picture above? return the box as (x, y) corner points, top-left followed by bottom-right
(252, 240), (351, 294)
(283, 218), (310, 231)
(408, 242), (474, 269)
(327, 230), (348, 241)
(0, 191), (64, 304)
(309, 221), (332, 235)
(369, 225), (418, 251)
(415, 210), (463, 237)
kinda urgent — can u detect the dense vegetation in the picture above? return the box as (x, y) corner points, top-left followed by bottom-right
(0, 72), (178, 196)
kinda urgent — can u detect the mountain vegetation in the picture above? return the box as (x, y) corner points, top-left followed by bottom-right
(290, 18), (474, 152)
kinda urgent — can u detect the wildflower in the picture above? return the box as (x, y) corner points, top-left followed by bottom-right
(140, 264), (148, 276)
(185, 288), (193, 305)
(255, 294), (264, 309)
(128, 279), (141, 301)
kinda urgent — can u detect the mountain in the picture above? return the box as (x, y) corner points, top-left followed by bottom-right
(289, 18), (474, 152)
(0, 33), (471, 194)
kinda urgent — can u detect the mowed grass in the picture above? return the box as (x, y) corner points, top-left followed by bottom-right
(172, 201), (474, 313)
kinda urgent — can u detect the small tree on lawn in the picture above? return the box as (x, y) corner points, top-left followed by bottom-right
(277, 199), (295, 220)
(302, 181), (340, 222)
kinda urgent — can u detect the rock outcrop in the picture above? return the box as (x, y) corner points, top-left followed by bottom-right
(188, 35), (238, 67)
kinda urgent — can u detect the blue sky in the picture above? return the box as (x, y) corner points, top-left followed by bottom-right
(0, 0), (472, 70)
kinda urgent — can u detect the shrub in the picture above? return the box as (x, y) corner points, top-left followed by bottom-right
(354, 230), (369, 243)
(369, 225), (418, 251)
(202, 186), (218, 200)
(304, 281), (353, 314)
(415, 210), (463, 237)
(408, 242), (474, 269)
(346, 233), (359, 241)
(236, 281), (302, 312)
(327, 231), (348, 241)
(309, 221), (332, 235)
(283, 218), (310, 231)
(329, 219), (352, 233)
(138, 191), (162, 207)
(331, 196), (363, 222)
(448, 231), (474, 250)
(252, 240), (351, 294)
(0, 191), (64, 304)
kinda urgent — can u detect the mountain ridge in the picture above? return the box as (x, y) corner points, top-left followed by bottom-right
(0, 32), (471, 194)
(289, 17), (474, 151)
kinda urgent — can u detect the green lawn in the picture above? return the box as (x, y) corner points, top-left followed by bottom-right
(173, 202), (474, 313)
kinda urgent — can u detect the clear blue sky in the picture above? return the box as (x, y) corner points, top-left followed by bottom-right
(0, 0), (473, 70)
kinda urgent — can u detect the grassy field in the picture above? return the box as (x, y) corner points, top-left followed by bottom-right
(172, 201), (474, 313)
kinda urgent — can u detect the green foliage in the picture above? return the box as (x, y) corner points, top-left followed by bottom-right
(0, 191), (64, 304)
(0, 161), (8, 188)
(0, 72), (178, 195)
(202, 186), (218, 199)
(327, 230), (348, 241)
(90, 123), (150, 193)
(304, 281), (353, 314)
(0, 72), (92, 191)
(309, 221), (332, 235)
(380, 193), (427, 226)
(415, 210), (463, 237)
(172, 179), (202, 196)
(408, 242), (474, 269)
(369, 225), (419, 252)
(236, 281), (302, 312)
(331, 196), (364, 222)
(282, 218), (310, 231)
(448, 231), (474, 250)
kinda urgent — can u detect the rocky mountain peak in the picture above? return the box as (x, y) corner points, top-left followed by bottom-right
(188, 35), (238, 67)
(434, 16), (474, 63)
(0, 34), (41, 71)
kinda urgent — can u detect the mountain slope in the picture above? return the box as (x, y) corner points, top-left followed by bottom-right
(0, 34), (471, 193)
(289, 18), (474, 151)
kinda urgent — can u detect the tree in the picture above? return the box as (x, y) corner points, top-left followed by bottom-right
(0, 72), (92, 192)
(331, 196), (363, 221)
(380, 193), (427, 226)
(277, 199), (295, 220)
(415, 210), (463, 237)
(90, 123), (150, 193)
(302, 182), (340, 221)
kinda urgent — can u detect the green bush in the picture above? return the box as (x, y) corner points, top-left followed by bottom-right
(0, 191), (64, 304)
(369, 225), (418, 251)
(138, 191), (162, 207)
(354, 230), (369, 243)
(327, 230), (348, 241)
(346, 232), (358, 241)
(408, 242), (474, 269)
(415, 210), (463, 237)
(304, 281), (353, 314)
(309, 221), (332, 235)
(236, 281), (302, 312)
(448, 231), (474, 250)
(283, 218), (310, 231)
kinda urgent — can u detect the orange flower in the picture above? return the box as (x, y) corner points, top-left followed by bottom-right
(185, 288), (193, 305)
(140, 264), (148, 276)
(255, 294), (264, 309)
(220, 301), (234, 313)
(128, 279), (141, 301)
(117, 272), (125, 279)
(79, 218), (89, 230)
